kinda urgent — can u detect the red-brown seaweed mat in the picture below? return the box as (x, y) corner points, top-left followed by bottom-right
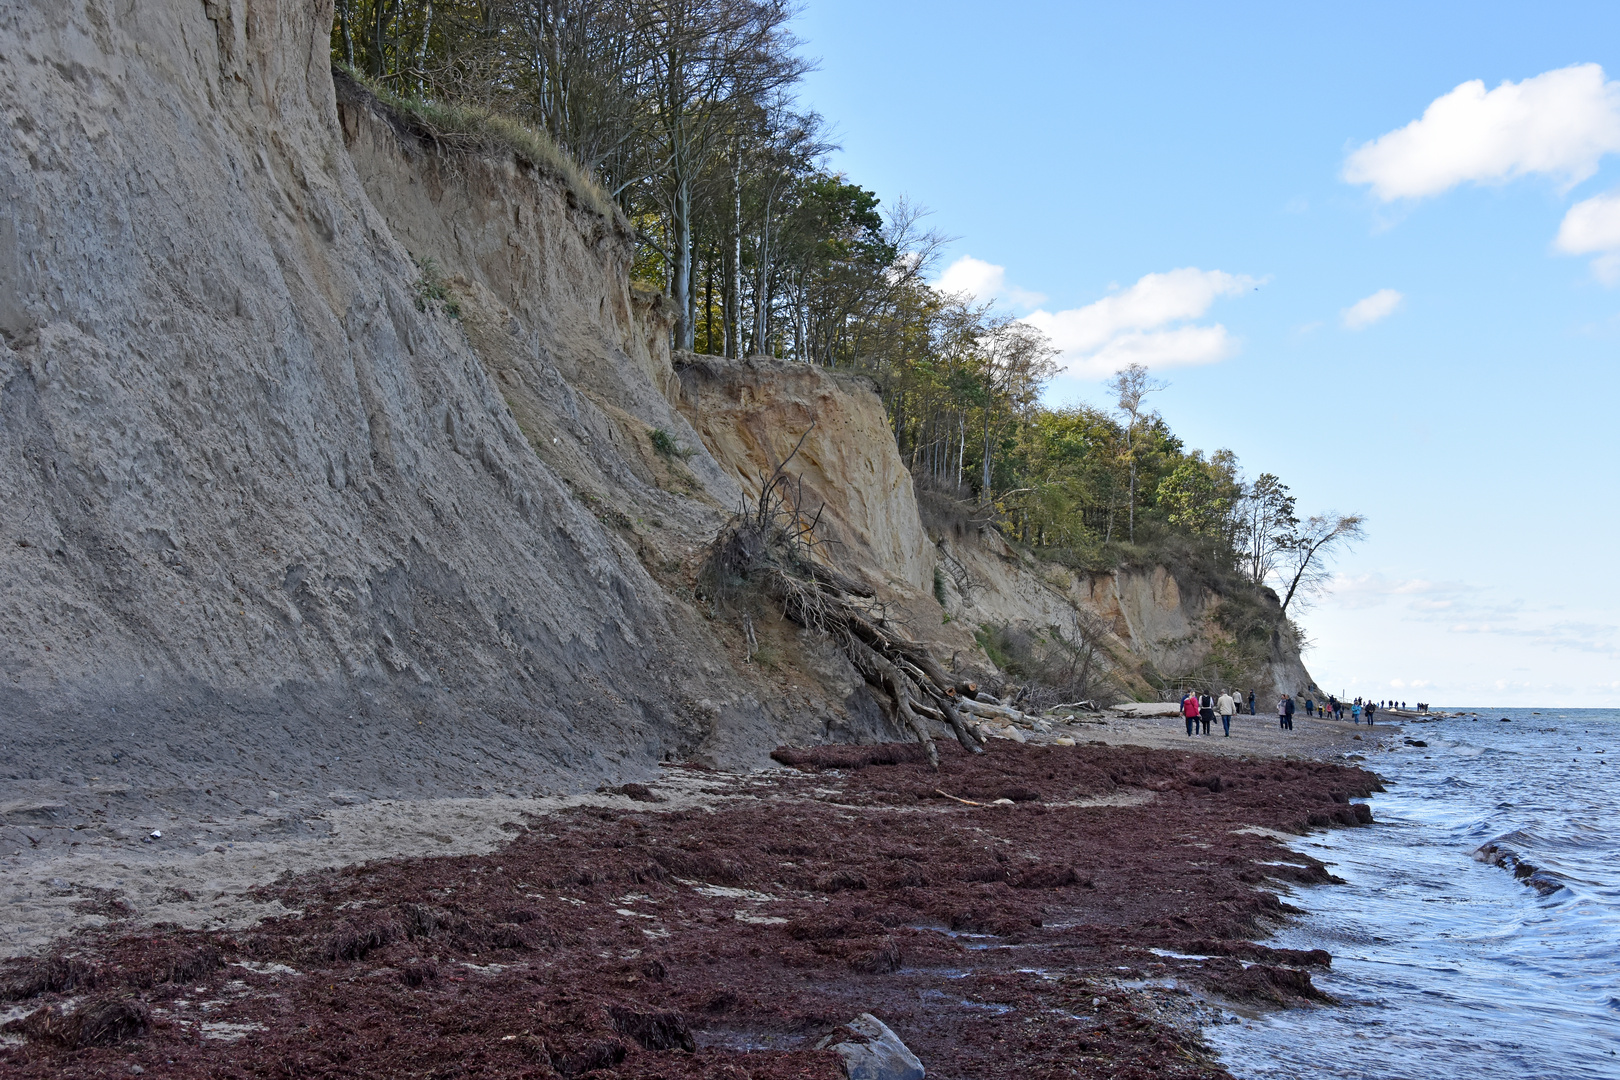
(0, 742), (1381, 1079)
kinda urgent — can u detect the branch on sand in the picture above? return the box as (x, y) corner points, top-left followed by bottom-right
(702, 425), (983, 769)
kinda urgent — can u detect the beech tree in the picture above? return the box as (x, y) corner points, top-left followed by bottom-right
(977, 318), (1058, 496)
(506, 0), (657, 187)
(1107, 362), (1167, 542)
(638, 0), (806, 350)
(1237, 473), (1297, 588)
(1156, 450), (1241, 541)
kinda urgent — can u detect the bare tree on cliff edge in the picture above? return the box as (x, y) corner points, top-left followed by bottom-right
(1278, 512), (1367, 613)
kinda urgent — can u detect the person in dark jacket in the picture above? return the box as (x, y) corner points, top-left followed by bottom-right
(1198, 692), (1215, 735)
(1247, 690), (1256, 715)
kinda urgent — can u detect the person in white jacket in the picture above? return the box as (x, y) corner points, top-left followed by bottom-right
(1217, 691), (1236, 737)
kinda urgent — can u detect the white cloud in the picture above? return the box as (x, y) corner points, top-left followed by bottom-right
(933, 255), (1047, 309)
(1326, 573), (1473, 610)
(1554, 189), (1620, 252)
(1022, 267), (1258, 379)
(1341, 288), (1403, 329)
(1343, 64), (1620, 200)
(1554, 189), (1620, 282)
(1326, 572), (1618, 658)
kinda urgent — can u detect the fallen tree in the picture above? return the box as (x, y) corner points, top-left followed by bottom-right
(702, 428), (982, 769)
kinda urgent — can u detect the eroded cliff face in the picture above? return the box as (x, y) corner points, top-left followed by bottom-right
(674, 356), (934, 595)
(0, 0), (869, 827)
(934, 534), (1315, 701)
(0, 2), (1311, 836)
(670, 358), (1315, 703)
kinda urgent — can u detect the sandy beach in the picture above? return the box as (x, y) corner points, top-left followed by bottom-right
(0, 708), (1399, 961)
(2, 711), (1394, 1078)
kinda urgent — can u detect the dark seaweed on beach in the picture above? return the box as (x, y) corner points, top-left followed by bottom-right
(0, 742), (1380, 1080)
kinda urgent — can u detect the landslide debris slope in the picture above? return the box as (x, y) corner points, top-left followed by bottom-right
(0, 0), (867, 840)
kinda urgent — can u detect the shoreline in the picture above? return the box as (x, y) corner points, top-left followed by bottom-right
(1, 723), (1391, 1078)
(0, 709), (1400, 960)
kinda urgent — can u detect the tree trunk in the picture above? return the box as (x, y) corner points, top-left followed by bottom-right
(946, 417), (959, 492)
(338, 0), (355, 67)
(981, 410), (993, 497)
(728, 145), (742, 358)
(1125, 423), (1136, 542)
(752, 190), (775, 354)
(372, 0), (390, 81)
(415, 0), (434, 95)
(703, 242), (714, 352)
(672, 176), (694, 351)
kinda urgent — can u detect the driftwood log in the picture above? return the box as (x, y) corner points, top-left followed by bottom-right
(702, 428), (983, 769)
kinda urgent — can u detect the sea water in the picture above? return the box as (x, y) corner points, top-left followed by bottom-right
(1205, 706), (1620, 1079)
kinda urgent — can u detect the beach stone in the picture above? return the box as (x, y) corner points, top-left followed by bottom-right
(825, 1013), (925, 1080)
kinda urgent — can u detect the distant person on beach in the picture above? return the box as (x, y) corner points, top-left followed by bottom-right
(1305, 696), (1315, 717)
(1183, 691), (1199, 737)
(1218, 690), (1235, 737)
(1365, 702), (1377, 725)
(1198, 691), (1215, 735)
(1248, 690), (1256, 715)
(1278, 695), (1291, 730)
(1352, 702), (1362, 724)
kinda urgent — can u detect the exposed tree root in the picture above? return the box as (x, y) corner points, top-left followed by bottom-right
(702, 427), (982, 769)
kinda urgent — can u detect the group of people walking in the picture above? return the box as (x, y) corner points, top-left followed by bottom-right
(1180, 689), (1381, 736)
(1181, 690), (1248, 737)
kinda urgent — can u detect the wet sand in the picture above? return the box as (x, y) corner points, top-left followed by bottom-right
(1, 726), (1389, 1079)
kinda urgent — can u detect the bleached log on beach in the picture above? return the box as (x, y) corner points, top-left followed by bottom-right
(1112, 702), (1184, 718)
(954, 697), (1031, 725)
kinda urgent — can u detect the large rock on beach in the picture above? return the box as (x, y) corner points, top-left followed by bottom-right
(823, 1013), (926, 1080)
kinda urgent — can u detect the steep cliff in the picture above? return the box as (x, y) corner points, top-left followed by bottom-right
(0, 0), (868, 834)
(0, 1), (1312, 842)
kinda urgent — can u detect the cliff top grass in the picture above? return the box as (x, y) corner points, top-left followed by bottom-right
(333, 65), (624, 228)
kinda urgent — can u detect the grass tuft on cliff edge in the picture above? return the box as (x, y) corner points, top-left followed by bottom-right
(333, 65), (623, 225)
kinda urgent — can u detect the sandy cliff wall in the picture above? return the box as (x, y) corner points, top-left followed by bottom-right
(0, 0), (851, 827)
(675, 355), (934, 596)
(934, 530), (1316, 700)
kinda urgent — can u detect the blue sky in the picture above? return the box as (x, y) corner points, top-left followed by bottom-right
(793, 1), (1620, 707)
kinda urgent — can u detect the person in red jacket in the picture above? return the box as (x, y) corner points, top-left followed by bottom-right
(1182, 691), (1200, 737)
